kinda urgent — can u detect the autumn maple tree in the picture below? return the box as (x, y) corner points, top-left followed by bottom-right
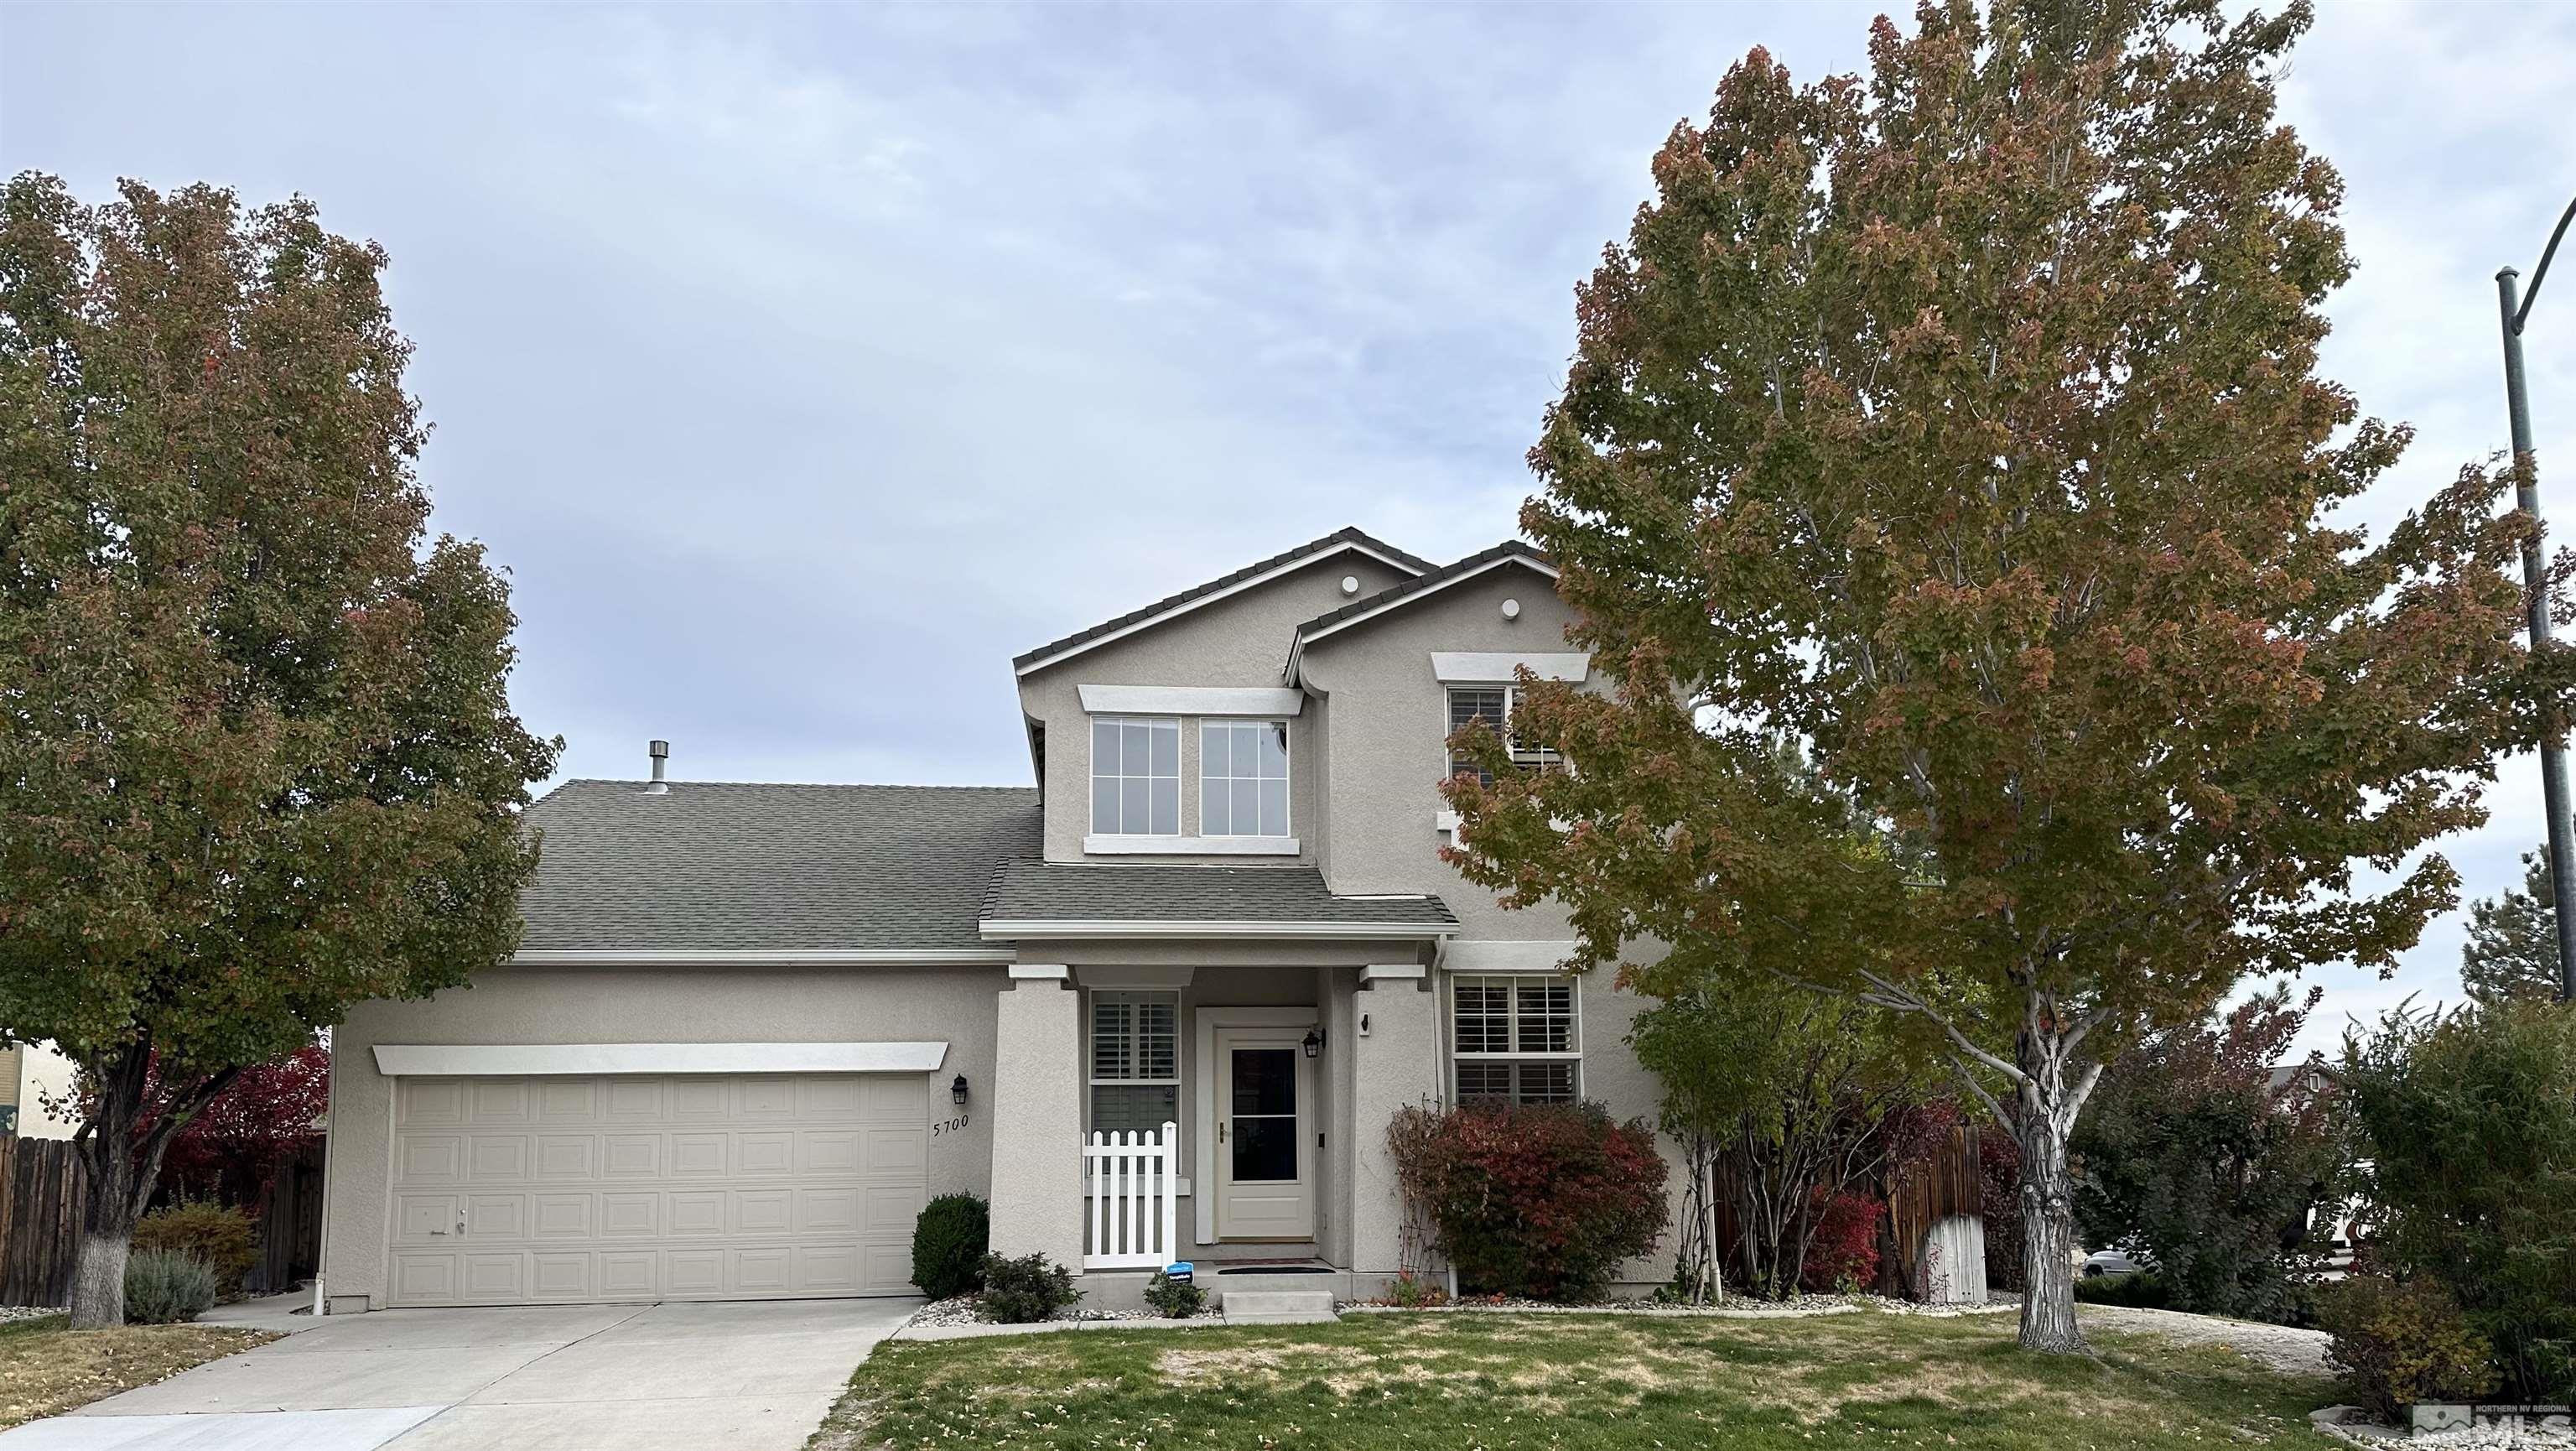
(0, 175), (556, 1326)
(1445, 0), (2557, 1352)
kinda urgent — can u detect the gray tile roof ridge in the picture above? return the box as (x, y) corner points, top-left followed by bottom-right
(1010, 525), (1435, 670)
(544, 778), (1037, 791)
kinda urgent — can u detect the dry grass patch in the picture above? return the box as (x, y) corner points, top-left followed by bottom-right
(0, 1318), (275, 1430)
(817, 1308), (2348, 1449)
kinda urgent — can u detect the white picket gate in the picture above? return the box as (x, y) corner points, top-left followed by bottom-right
(1082, 1121), (1179, 1270)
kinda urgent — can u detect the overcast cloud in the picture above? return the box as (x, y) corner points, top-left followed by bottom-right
(6, 2), (2573, 1053)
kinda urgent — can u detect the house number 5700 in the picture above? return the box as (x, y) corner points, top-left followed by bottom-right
(932, 1114), (969, 1136)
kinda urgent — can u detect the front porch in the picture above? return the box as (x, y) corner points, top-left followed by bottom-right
(982, 954), (1442, 1297)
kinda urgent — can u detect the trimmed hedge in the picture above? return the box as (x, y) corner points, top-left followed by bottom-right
(911, 1193), (989, 1299)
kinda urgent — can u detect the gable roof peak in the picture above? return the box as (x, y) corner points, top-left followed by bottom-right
(1011, 525), (1431, 677)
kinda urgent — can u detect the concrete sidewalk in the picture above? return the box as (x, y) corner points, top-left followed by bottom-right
(0, 1297), (917, 1451)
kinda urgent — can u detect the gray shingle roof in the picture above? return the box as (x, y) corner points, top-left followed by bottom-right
(519, 780), (1041, 954)
(979, 859), (1457, 930)
(1295, 538), (1552, 639)
(1012, 527), (1434, 672)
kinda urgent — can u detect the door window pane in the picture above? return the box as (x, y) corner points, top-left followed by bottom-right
(1230, 1048), (1296, 1116)
(1231, 1116), (1297, 1182)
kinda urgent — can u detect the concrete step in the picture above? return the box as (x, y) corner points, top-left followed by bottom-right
(1221, 1289), (1338, 1326)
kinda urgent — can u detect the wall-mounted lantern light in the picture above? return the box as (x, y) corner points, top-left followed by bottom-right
(1301, 1027), (1325, 1059)
(951, 1074), (970, 1105)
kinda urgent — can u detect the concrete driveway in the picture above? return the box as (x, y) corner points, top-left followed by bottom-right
(0, 1297), (917, 1451)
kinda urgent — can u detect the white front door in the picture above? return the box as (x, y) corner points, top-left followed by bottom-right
(1213, 1029), (1313, 1240)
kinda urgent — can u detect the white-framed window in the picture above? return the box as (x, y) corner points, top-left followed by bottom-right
(1451, 975), (1581, 1105)
(1446, 686), (1561, 786)
(1089, 990), (1181, 1138)
(1200, 720), (1290, 837)
(1091, 717), (1180, 836)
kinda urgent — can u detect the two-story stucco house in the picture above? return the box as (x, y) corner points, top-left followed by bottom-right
(317, 527), (1679, 1314)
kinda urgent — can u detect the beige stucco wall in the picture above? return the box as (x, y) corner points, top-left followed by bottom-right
(1297, 562), (1685, 1291)
(2, 1040), (80, 1140)
(1016, 550), (1412, 866)
(322, 962), (1005, 1311)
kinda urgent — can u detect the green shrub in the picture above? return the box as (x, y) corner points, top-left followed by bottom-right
(976, 1252), (1080, 1324)
(2345, 997), (2576, 1402)
(1141, 1269), (1206, 1318)
(2320, 1275), (2500, 1423)
(1386, 1101), (1668, 1302)
(135, 1201), (259, 1298)
(124, 1249), (219, 1324)
(2072, 988), (2350, 1325)
(910, 1193), (989, 1300)
(2073, 1270), (2170, 1308)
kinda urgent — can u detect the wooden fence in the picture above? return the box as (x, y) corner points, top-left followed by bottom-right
(0, 1136), (329, 1306)
(248, 1143), (326, 1295)
(0, 1138), (87, 1307)
(1883, 1125), (1987, 1299)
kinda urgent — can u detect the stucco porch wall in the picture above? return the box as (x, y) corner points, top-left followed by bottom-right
(322, 962), (1005, 1313)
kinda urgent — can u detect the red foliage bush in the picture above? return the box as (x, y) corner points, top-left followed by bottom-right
(1977, 1128), (2026, 1292)
(1388, 1101), (1669, 1301)
(1800, 1193), (1886, 1292)
(151, 1046), (330, 1206)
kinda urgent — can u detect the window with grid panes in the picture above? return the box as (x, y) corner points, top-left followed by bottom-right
(1200, 720), (1290, 836)
(1089, 991), (1180, 1138)
(1445, 687), (1561, 786)
(1450, 975), (1581, 1105)
(1090, 717), (1180, 835)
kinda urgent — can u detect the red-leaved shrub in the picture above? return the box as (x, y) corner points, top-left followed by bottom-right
(1388, 1101), (1669, 1301)
(1800, 1193), (1885, 1292)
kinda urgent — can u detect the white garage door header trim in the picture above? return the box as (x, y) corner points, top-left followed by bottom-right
(372, 1042), (950, 1077)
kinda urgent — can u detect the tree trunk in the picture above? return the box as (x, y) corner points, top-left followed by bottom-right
(68, 1110), (142, 1329)
(2014, 1081), (2086, 1353)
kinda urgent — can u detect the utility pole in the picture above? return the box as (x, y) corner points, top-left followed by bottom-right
(2498, 193), (2576, 1003)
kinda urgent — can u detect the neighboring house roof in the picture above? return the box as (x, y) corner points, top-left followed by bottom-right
(1011, 526), (1435, 678)
(1285, 539), (1557, 679)
(517, 780), (1041, 960)
(979, 860), (1459, 939)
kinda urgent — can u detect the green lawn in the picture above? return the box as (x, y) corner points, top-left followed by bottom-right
(813, 1308), (2342, 1450)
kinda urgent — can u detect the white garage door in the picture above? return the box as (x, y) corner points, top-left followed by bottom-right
(385, 1073), (927, 1307)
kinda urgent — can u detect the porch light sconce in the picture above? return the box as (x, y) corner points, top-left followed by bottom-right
(950, 1074), (969, 1105)
(1301, 1027), (1325, 1059)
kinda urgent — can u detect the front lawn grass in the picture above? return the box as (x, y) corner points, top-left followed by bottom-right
(813, 1308), (2342, 1449)
(0, 1315), (275, 1430)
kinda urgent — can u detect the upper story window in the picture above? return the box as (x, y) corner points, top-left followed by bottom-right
(1091, 717), (1180, 836)
(1200, 720), (1290, 837)
(1452, 975), (1581, 1106)
(1090, 990), (1180, 1139)
(1446, 686), (1561, 787)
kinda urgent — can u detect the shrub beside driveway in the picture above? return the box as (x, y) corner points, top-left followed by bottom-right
(0, 1314), (274, 1429)
(810, 1307), (2346, 1449)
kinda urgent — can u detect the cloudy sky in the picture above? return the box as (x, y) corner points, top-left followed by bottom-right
(6, 2), (2573, 1051)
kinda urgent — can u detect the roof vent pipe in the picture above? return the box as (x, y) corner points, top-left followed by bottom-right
(645, 740), (670, 794)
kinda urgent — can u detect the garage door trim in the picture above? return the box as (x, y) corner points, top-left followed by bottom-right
(374, 1041), (950, 1076)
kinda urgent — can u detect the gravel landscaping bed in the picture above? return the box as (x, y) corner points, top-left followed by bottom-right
(2078, 1303), (2334, 1378)
(1346, 1290), (2018, 1318)
(903, 1292), (1167, 1330)
(0, 1308), (65, 1328)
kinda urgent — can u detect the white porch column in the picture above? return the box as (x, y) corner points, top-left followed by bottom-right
(1349, 965), (1441, 1277)
(989, 965), (1084, 1271)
